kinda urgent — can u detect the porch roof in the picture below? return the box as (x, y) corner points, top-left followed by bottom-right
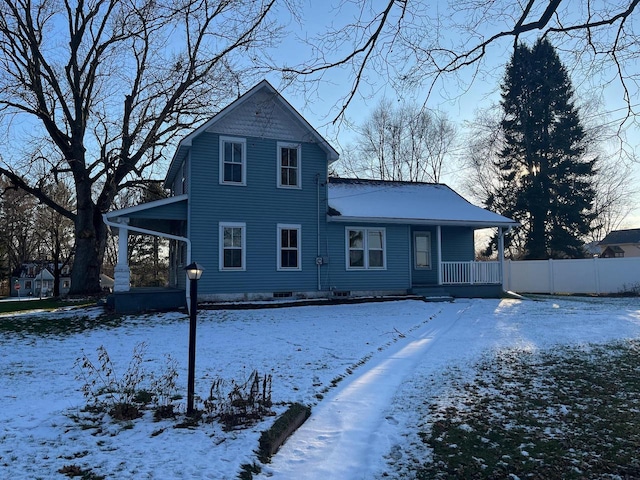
(327, 178), (518, 228)
(103, 195), (188, 235)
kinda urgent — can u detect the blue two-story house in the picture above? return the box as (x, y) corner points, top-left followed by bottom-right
(103, 80), (517, 312)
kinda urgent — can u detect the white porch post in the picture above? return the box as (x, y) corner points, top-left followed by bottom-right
(498, 227), (505, 288)
(437, 225), (443, 285)
(113, 218), (131, 292)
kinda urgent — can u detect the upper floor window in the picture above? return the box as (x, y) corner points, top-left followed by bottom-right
(346, 227), (386, 270)
(220, 136), (246, 185)
(277, 142), (301, 189)
(219, 222), (246, 270)
(278, 224), (301, 270)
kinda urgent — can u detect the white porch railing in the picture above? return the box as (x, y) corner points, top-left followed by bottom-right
(441, 261), (502, 285)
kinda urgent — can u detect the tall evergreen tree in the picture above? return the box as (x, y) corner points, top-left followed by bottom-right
(487, 38), (596, 259)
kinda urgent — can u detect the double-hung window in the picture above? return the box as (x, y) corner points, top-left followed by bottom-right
(277, 224), (301, 270)
(277, 142), (301, 188)
(346, 227), (386, 269)
(220, 137), (246, 185)
(220, 222), (246, 270)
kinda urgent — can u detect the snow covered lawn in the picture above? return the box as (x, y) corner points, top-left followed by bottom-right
(1, 296), (639, 479)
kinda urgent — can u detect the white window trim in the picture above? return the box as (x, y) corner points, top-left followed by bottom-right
(277, 223), (302, 271)
(276, 142), (302, 189)
(219, 136), (247, 186)
(345, 227), (387, 270)
(414, 231), (432, 270)
(219, 222), (246, 271)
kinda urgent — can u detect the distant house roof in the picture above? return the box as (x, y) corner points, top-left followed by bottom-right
(327, 178), (518, 228)
(599, 228), (640, 246)
(164, 80), (339, 188)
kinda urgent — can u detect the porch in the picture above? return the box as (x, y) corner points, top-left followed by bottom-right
(441, 261), (502, 285)
(105, 287), (186, 314)
(412, 261), (504, 299)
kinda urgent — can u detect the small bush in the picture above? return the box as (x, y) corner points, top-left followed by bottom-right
(204, 370), (274, 430)
(76, 343), (147, 413)
(75, 343), (179, 423)
(616, 282), (640, 297)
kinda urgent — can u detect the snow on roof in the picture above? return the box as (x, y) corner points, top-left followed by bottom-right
(327, 178), (518, 228)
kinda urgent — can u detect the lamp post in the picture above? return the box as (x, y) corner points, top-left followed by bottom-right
(185, 262), (204, 416)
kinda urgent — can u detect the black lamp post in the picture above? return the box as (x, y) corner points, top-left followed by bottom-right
(185, 261), (204, 415)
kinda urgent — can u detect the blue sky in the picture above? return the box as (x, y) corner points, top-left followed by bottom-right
(262, 1), (640, 228)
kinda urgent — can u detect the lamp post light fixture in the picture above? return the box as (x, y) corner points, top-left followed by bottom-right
(185, 262), (204, 415)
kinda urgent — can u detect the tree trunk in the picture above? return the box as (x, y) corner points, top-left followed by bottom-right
(69, 191), (106, 295)
(52, 248), (60, 298)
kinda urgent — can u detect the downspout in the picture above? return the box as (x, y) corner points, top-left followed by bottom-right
(102, 214), (193, 309)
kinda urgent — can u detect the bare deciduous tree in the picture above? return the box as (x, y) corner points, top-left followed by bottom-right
(34, 181), (75, 297)
(280, 0), (640, 128)
(0, 0), (292, 294)
(335, 98), (455, 183)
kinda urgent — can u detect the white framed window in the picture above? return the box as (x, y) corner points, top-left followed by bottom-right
(219, 222), (246, 271)
(414, 232), (432, 269)
(346, 227), (386, 270)
(219, 136), (246, 185)
(277, 224), (302, 271)
(277, 142), (301, 189)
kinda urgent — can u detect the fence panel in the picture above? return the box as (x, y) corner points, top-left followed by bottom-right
(504, 257), (640, 295)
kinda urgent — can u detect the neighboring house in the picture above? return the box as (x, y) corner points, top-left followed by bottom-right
(599, 228), (640, 258)
(103, 80), (517, 311)
(10, 263), (72, 297)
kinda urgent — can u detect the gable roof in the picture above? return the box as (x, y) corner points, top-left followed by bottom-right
(327, 178), (518, 228)
(599, 228), (640, 246)
(164, 80), (339, 188)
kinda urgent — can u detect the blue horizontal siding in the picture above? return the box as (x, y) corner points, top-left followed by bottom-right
(129, 201), (187, 220)
(188, 133), (329, 294)
(324, 223), (410, 292)
(442, 227), (474, 262)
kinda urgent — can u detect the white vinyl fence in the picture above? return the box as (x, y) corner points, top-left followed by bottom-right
(503, 257), (640, 295)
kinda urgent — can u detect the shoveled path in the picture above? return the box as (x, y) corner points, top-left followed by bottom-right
(256, 300), (478, 480)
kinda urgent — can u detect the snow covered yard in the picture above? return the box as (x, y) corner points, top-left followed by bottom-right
(0, 296), (639, 479)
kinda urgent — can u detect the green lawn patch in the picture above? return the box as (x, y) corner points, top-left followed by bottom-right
(0, 298), (94, 314)
(413, 340), (640, 479)
(0, 299), (121, 336)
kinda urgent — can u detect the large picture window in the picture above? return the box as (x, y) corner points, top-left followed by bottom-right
(277, 142), (301, 188)
(414, 232), (432, 269)
(220, 137), (246, 185)
(277, 224), (301, 270)
(219, 222), (246, 270)
(346, 227), (386, 270)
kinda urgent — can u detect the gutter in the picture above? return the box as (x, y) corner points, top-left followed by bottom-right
(327, 215), (519, 229)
